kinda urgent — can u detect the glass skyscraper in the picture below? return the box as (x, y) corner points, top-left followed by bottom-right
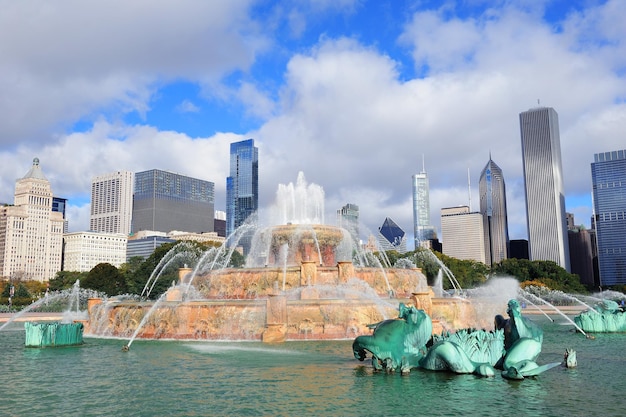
(591, 149), (626, 286)
(412, 166), (436, 249)
(132, 169), (215, 234)
(479, 156), (509, 266)
(226, 139), (259, 245)
(520, 107), (570, 271)
(337, 203), (359, 243)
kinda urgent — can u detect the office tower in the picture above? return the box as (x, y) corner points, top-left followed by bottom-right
(63, 231), (128, 272)
(591, 149), (626, 286)
(226, 138), (258, 241)
(90, 171), (134, 235)
(132, 169), (215, 234)
(519, 107), (570, 271)
(52, 196), (69, 233)
(337, 203), (359, 242)
(214, 210), (227, 237)
(377, 217), (407, 253)
(479, 157), (509, 266)
(412, 161), (437, 249)
(441, 206), (487, 263)
(126, 232), (176, 261)
(0, 158), (64, 281)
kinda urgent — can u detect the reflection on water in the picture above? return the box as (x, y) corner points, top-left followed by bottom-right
(0, 317), (625, 417)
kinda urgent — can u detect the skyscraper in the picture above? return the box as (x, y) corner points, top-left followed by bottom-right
(90, 170), (134, 235)
(520, 107), (570, 271)
(441, 206), (487, 264)
(377, 217), (407, 253)
(412, 159), (437, 249)
(132, 169), (215, 234)
(591, 149), (626, 286)
(226, 139), (258, 241)
(479, 156), (509, 266)
(0, 158), (64, 281)
(337, 203), (359, 243)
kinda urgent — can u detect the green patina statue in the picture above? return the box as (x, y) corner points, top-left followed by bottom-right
(574, 299), (626, 333)
(494, 299), (560, 380)
(352, 303), (432, 374)
(352, 299), (562, 380)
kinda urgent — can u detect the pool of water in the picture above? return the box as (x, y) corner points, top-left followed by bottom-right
(1, 316), (624, 417)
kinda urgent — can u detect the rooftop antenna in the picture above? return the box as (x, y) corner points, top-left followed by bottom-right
(421, 154), (426, 173)
(467, 168), (472, 211)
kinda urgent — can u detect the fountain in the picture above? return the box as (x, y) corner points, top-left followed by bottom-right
(22, 281), (86, 347)
(353, 299), (563, 379)
(84, 173), (481, 345)
(574, 299), (626, 332)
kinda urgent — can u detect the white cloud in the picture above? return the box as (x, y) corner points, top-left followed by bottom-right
(0, 0), (265, 144)
(176, 100), (200, 113)
(1, 1), (625, 249)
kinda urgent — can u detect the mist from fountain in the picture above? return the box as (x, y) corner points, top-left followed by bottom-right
(0, 282), (100, 332)
(125, 290), (169, 349)
(520, 289), (589, 337)
(141, 241), (200, 299)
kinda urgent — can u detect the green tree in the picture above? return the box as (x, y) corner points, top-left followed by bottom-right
(492, 258), (587, 294)
(82, 263), (127, 296)
(49, 271), (88, 291)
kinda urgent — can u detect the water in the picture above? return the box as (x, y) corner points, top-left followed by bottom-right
(1, 316), (624, 417)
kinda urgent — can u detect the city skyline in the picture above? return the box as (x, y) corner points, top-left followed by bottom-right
(0, 1), (625, 246)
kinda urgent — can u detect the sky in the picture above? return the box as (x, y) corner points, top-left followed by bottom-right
(1, 0), (625, 249)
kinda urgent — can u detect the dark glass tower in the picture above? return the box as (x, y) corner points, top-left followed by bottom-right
(226, 139), (259, 249)
(591, 149), (626, 286)
(479, 156), (509, 266)
(132, 169), (215, 234)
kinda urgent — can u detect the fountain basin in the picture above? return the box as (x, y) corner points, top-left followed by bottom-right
(24, 321), (84, 347)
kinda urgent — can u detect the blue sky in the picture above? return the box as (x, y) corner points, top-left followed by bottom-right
(0, 0), (624, 247)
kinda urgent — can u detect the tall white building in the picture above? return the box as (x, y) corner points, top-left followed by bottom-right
(90, 171), (134, 235)
(441, 206), (487, 264)
(0, 158), (64, 281)
(412, 160), (437, 249)
(63, 231), (128, 272)
(520, 107), (570, 271)
(479, 157), (509, 266)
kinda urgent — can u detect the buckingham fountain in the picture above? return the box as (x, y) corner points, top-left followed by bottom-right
(82, 173), (480, 344)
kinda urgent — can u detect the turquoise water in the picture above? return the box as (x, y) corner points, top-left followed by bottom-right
(1, 316), (625, 417)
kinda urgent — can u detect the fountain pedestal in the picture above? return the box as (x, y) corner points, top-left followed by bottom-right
(263, 294), (287, 342)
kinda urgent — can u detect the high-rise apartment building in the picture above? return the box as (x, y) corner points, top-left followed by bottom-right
(90, 171), (134, 235)
(226, 139), (258, 241)
(337, 203), (359, 243)
(412, 163), (437, 249)
(520, 107), (570, 271)
(479, 157), (509, 266)
(591, 149), (626, 286)
(132, 169), (215, 234)
(0, 158), (64, 281)
(441, 206), (487, 264)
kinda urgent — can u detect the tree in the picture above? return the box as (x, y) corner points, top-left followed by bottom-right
(82, 263), (127, 296)
(49, 271), (88, 291)
(492, 259), (587, 294)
